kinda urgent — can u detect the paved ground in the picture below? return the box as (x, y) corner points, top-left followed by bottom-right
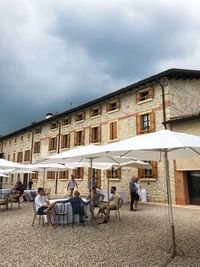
(0, 202), (200, 267)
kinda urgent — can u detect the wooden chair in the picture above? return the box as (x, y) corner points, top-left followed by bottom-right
(8, 192), (21, 209)
(32, 201), (45, 227)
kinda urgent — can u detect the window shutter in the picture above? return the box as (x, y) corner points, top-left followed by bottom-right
(106, 170), (112, 178)
(136, 93), (141, 103)
(48, 138), (51, 151)
(106, 103), (110, 112)
(67, 134), (70, 148)
(150, 111), (155, 132)
(55, 137), (57, 150)
(98, 126), (101, 143)
(116, 98), (120, 109)
(80, 167), (84, 179)
(149, 87), (154, 98)
(38, 142), (40, 153)
(61, 135), (64, 149)
(81, 130), (85, 145)
(88, 168), (92, 180)
(138, 168), (144, 178)
(113, 121), (117, 140)
(151, 161), (157, 178)
(109, 122), (113, 140)
(97, 170), (101, 188)
(116, 168), (121, 179)
(89, 127), (92, 144)
(74, 131), (77, 146)
(136, 115), (141, 135)
(99, 105), (102, 115)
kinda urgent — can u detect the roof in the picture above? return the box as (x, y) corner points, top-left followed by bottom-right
(166, 112), (200, 125)
(1, 68), (200, 140)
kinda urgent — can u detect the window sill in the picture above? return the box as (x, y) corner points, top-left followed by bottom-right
(75, 120), (85, 124)
(108, 139), (119, 143)
(48, 150), (57, 153)
(137, 98), (153, 105)
(62, 124), (70, 128)
(33, 152), (40, 155)
(140, 178), (157, 182)
(75, 178), (83, 181)
(59, 179), (68, 181)
(61, 147), (70, 151)
(107, 109), (119, 114)
(91, 114), (101, 119)
(108, 178), (120, 181)
(50, 128), (58, 131)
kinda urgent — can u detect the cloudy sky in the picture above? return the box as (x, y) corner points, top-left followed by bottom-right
(1, 0), (200, 135)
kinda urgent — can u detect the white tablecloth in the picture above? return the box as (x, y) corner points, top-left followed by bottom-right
(48, 198), (91, 224)
(24, 189), (37, 201)
(0, 189), (12, 195)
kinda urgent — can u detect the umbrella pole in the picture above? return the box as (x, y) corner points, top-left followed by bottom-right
(164, 151), (177, 257)
(43, 168), (45, 188)
(90, 158), (93, 199)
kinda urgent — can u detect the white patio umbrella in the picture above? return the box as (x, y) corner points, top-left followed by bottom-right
(25, 163), (68, 189)
(67, 130), (200, 257)
(0, 159), (25, 170)
(0, 173), (9, 177)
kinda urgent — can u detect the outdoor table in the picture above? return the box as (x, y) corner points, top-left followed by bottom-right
(0, 189), (12, 195)
(24, 189), (37, 201)
(48, 198), (91, 224)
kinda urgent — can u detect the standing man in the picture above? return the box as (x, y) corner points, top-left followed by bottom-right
(67, 174), (78, 197)
(130, 176), (139, 211)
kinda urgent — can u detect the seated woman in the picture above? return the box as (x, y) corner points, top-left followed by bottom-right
(12, 180), (25, 202)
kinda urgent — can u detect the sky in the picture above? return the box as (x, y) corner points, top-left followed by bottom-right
(1, 0), (200, 136)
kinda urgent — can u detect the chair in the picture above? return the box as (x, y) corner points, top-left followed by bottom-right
(71, 201), (85, 227)
(54, 203), (68, 226)
(8, 192), (21, 209)
(110, 198), (123, 221)
(32, 201), (45, 227)
(0, 193), (9, 211)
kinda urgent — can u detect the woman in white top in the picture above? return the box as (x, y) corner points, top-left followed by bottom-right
(67, 174), (78, 197)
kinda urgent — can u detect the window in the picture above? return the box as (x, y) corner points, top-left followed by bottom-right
(9, 140), (12, 145)
(4, 142), (6, 147)
(106, 167), (121, 179)
(11, 174), (14, 183)
(109, 121), (118, 141)
(61, 134), (70, 149)
(27, 133), (31, 140)
(14, 138), (17, 144)
(74, 130), (84, 146)
(106, 98), (120, 112)
(75, 112), (85, 122)
(34, 141), (40, 154)
(88, 168), (101, 188)
(13, 153), (16, 162)
(35, 127), (41, 135)
(138, 161), (157, 179)
(17, 151), (23, 163)
(47, 171), (56, 179)
(73, 167), (84, 179)
(20, 136), (23, 142)
(89, 126), (101, 144)
(8, 154), (10, 161)
(50, 122), (58, 130)
(49, 137), (57, 151)
(30, 172), (38, 180)
(91, 106), (102, 117)
(59, 171), (68, 179)
(136, 87), (154, 103)
(24, 150), (30, 162)
(136, 111), (155, 134)
(62, 117), (71, 126)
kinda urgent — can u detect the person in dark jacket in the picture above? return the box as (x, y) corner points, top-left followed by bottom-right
(129, 176), (139, 211)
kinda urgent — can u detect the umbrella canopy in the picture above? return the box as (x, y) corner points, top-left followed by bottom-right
(0, 173), (9, 177)
(25, 163), (67, 171)
(0, 159), (25, 170)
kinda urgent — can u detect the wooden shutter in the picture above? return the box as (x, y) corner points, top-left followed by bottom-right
(61, 135), (64, 149)
(80, 167), (84, 179)
(148, 87), (154, 98)
(88, 168), (92, 181)
(138, 168), (144, 178)
(116, 98), (120, 109)
(48, 138), (51, 151)
(67, 134), (70, 148)
(109, 122), (113, 140)
(151, 161), (157, 178)
(99, 105), (102, 115)
(54, 137), (57, 150)
(89, 127), (92, 143)
(116, 168), (121, 179)
(74, 131), (77, 146)
(136, 93), (141, 103)
(136, 115), (141, 135)
(98, 126), (101, 143)
(113, 121), (117, 140)
(81, 130), (85, 145)
(97, 170), (101, 188)
(150, 111), (155, 132)
(106, 103), (110, 112)
(106, 170), (112, 178)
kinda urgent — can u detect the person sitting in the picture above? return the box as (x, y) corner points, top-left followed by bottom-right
(59, 191), (90, 222)
(88, 187), (104, 208)
(99, 186), (121, 224)
(11, 179), (25, 202)
(34, 187), (56, 227)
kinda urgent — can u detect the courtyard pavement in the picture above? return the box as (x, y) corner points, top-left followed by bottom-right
(0, 202), (200, 267)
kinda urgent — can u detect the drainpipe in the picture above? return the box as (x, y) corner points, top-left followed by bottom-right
(156, 79), (167, 129)
(54, 118), (61, 194)
(28, 129), (34, 189)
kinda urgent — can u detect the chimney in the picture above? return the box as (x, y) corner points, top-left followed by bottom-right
(45, 112), (54, 119)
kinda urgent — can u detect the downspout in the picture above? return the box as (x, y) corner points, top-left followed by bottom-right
(28, 129), (34, 188)
(156, 79), (167, 129)
(54, 118), (61, 194)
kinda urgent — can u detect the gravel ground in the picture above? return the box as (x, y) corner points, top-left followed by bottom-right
(0, 202), (200, 267)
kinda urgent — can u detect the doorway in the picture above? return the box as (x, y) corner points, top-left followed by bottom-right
(23, 174), (28, 190)
(187, 171), (200, 205)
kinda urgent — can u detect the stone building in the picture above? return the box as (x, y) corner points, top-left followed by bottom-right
(166, 112), (200, 205)
(1, 68), (200, 203)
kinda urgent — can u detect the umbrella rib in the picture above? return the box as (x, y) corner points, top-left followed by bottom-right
(190, 147), (200, 156)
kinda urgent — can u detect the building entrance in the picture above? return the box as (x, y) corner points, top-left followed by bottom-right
(187, 171), (200, 205)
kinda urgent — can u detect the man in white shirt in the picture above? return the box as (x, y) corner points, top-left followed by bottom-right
(67, 174), (78, 197)
(35, 187), (56, 227)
